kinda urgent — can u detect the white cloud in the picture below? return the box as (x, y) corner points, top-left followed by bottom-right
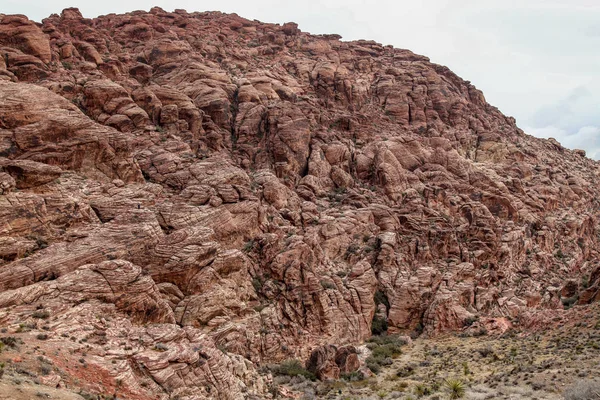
(531, 86), (599, 130)
(526, 125), (600, 160)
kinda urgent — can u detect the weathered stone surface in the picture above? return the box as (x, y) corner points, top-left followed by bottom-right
(307, 345), (361, 380)
(0, 6), (598, 399)
(0, 15), (51, 63)
(0, 159), (62, 188)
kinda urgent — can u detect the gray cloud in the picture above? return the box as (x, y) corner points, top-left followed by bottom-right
(527, 125), (600, 159)
(531, 86), (594, 128)
(585, 23), (600, 37)
(526, 86), (600, 159)
(3, 0), (600, 159)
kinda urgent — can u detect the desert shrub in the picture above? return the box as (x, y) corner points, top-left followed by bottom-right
(374, 290), (390, 310)
(344, 243), (360, 258)
(396, 364), (415, 378)
(267, 383), (280, 397)
(372, 288), (393, 336)
(462, 361), (470, 375)
(367, 334), (408, 347)
(365, 357), (382, 374)
(40, 364), (52, 376)
(17, 322), (37, 332)
(444, 379), (466, 399)
(581, 275), (590, 289)
(463, 315), (478, 327)
(36, 334), (48, 340)
(371, 314), (388, 335)
(477, 346), (494, 357)
(563, 379), (600, 400)
(253, 304), (267, 313)
(562, 295), (579, 309)
(341, 370), (365, 381)
(32, 310), (50, 319)
(371, 343), (402, 359)
(414, 383), (432, 397)
(320, 280), (336, 290)
(365, 335), (404, 374)
(470, 327), (488, 337)
(242, 240), (255, 253)
(273, 359), (316, 381)
(251, 277), (263, 292)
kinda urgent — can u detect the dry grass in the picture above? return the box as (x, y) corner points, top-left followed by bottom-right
(276, 303), (600, 399)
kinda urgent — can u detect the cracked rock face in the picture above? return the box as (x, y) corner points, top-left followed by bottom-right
(0, 6), (599, 399)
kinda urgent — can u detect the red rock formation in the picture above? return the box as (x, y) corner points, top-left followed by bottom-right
(306, 345), (361, 380)
(0, 6), (599, 398)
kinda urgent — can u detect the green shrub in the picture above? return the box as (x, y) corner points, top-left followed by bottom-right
(477, 346), (494, 357)
(253, 304), (267, 313)
(396, 364), (415, 378)
(371, 314), (388, 335)
(341, 370), (365, 381)
(1, 337), (18, 348)
(242, 240), (255, 253)
(444, 379), (465, 399)
(365, 335), (404, 374)
(581, 275), (590, 289)
(367, 334), (408, 347)
(344, 243), (360, 258)
(463, 315), (478, 327)
(462, 361), (470, 375)
(374, 290), (390, 310)
(561, 295), (579, 309)
(273, 359), (316, 381)
(371, 343), (402, 359)
(365, 357), (382, 374)
(40, 363), (52, 375)
(32, 310), (50, 319)
(414, 383), (432, 397)
(252, 277), (263, 292)
(320, 280), (336, 290)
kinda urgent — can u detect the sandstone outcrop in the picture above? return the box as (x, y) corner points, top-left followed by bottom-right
(0, 6), (599, 399)
(306, 345), (361, 380)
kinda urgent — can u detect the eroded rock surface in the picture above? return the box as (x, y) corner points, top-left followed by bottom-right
(0, 6), (599, 399)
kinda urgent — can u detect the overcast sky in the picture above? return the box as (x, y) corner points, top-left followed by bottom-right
(5, 0), (600, 159)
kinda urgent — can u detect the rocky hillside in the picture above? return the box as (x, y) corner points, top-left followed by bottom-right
(0, 7), (599, 399)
